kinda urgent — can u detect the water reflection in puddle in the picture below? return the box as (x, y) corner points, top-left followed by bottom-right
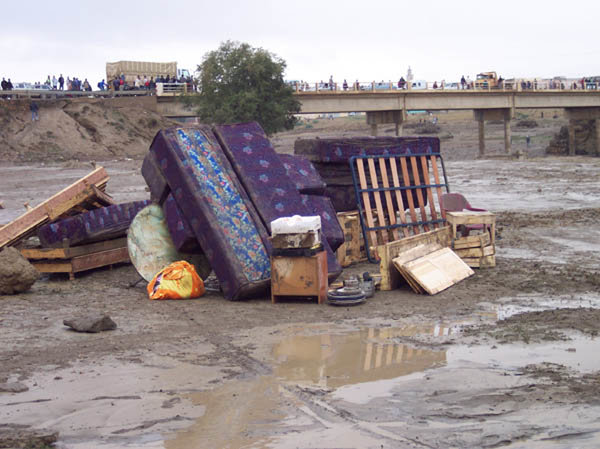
(273, 326), (449, 388)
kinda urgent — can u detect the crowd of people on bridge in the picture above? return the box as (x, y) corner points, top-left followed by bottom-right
(1, 72), (195, 94)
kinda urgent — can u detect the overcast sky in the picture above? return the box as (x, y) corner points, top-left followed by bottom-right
(3, 0), (599, 85)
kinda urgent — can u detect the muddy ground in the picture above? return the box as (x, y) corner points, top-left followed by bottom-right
(1, 112), (600, 448)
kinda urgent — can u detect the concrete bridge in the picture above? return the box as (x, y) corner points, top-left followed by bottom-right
(295, 89), (600, 156)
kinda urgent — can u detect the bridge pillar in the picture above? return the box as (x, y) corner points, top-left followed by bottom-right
(366, 110), (404, 137)
(565, 107), (600, 156)
(473, 109), (513, 156)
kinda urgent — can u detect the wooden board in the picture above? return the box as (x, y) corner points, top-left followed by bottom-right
(375, 226), (451, 291)
(453, 233), (491, 249)
(21, 238), (128, 260)
(454, 244), (495, 258)
(398, 248), (474, 295)
(0, 167), (110, 248)
(30, 246), (130, 280)
(463, 254), (496, 268)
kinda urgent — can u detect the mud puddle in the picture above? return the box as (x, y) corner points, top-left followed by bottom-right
(168, 301), (600, 448)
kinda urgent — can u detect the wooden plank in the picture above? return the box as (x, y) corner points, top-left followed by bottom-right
(399, 157), (419, 234)
(21, 238), (128, 260)
(389, 158), (410, 238)
(71, 247), (130, 273)
(463, 254), (496, 268)
(367, 158), (388, 245)
(376, 226), (451, 291)
(0, 167), (110, 248)
(455, 246), (484, 258)
(378, 158), (399, 241)
(356, 159), (378, 247)
(453, 233), (491, 249)
(420, 156), (439, 229)
(30, 261), (74, 273)
(47, 182), (109, 220)
(401, 248), (474, 295)
(409, 156), (429, 232)
(430, 155), (446, 220)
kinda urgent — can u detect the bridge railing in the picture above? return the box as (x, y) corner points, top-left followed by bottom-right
(0, 89), (151, 99)
(291, 80), (600, 93)
(155, 82), (188, 96)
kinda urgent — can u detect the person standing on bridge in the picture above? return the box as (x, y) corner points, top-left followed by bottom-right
(343, 79), (348, 91)
(461, 75), (466, 90)
(329, 75), (334, 91)
(58, 74), (64, 90)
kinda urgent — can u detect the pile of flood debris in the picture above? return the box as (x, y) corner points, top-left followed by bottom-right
(0, 123), (497, 302)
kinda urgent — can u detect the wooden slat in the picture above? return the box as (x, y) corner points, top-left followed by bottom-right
(21, 238), (128, 260)
(30, 261), (74, 273)
(367, 158), (388, 244)
(430, 155), (446, 220)
(71, 247), (130, 273)
(399, 157), (419, 234)
(420, 156), (439, 229)
(0, 167), (110, 248)
(453, 233), (491, 249)
(356, 159), (378, 247)
(378, 158), (399, 241)
(409, 156), (429, 232)
(389, 158), (410, 238)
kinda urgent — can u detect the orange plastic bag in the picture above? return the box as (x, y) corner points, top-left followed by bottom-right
(147, 260), (205, 300)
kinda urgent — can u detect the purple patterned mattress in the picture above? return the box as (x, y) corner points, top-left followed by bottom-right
(150, 125), (272, 300)
(38, 200), (151, 248)
(141, 151), (170, 204)
(162, 193), (201, 253)
(294, 137), (438, 212)
(300, 195), (344, 252)
(294, 137), (440, 162)
(214, 122), (310, 232)
(278, 153), (326, 195)
(213, 122), (340, 280)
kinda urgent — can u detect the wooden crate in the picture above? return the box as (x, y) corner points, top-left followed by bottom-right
(21, 238), (130, 280)
(335, 211), (368, 267)
(447, 211), (496, 269)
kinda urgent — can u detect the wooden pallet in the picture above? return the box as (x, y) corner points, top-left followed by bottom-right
(353, 155), (447, 254)
(0, 167), (112, 248)
(335, 211), (368, 267)
(21, 237), (129, 280)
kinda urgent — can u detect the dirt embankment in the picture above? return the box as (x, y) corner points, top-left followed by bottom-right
(0, 98), (177, 163)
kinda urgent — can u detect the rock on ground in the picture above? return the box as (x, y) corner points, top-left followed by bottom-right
(0, 247), (39, 295)
(63, 314), (117, 333)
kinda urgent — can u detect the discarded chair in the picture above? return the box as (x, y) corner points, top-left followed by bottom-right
(440, 193), (488, 236)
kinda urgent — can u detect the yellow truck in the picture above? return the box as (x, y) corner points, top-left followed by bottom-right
(474, 72), (498, 89)
(105, 61), (190, 84)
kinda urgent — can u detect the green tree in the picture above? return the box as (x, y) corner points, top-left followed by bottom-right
(187, 41), (300, 135)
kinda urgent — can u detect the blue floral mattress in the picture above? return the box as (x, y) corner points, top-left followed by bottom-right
(278, 153), (326, 195)
(150, 125), (272, 300)
(38, 200), (150, 248)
